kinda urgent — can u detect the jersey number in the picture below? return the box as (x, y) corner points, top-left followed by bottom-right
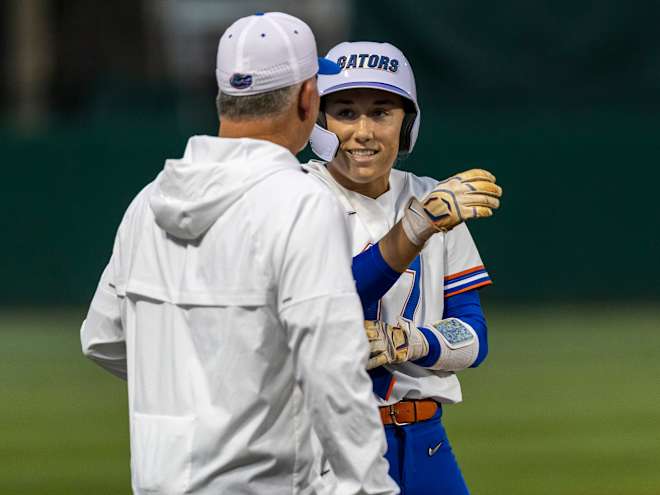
(365, 255), (421, 322)
(366, 255), (422, 400)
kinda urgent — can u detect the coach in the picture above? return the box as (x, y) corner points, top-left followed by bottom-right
(80, 12), (397, 495)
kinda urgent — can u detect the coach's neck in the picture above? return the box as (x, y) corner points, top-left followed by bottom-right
(219, 115), (297, 155)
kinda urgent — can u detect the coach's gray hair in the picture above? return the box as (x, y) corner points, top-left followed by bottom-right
(216, 83), (301, 120)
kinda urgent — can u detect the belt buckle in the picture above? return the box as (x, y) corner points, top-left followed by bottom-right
(389, 404), (411, 426)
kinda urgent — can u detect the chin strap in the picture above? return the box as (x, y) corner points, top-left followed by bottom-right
(309, 123), (340, 162)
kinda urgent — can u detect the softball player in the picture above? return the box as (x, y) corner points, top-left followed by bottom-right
(305, 41), (502, 494)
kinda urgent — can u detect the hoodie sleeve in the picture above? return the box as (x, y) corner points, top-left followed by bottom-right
(276, 191), (398, 495)
(80, 257), (127, 380)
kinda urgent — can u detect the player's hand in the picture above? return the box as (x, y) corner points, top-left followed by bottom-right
(364, 318), (429, 370)
(401, 168), (502, 246)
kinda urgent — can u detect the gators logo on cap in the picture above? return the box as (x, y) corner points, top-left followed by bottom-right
(337, 54), (399, 73)
(230, 73), (253, 89)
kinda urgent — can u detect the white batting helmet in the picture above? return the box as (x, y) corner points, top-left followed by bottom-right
(309, 41), (421, 161)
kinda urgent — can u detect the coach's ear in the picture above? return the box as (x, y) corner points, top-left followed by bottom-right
(298, 77), (320, 125)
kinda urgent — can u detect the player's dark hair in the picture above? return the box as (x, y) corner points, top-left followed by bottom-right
(216, 84), (300, 120)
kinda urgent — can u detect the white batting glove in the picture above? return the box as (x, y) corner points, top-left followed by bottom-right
(401, 168), (502, 246)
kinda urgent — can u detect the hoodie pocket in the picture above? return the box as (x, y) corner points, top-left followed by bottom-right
(131, 413), (195, 493)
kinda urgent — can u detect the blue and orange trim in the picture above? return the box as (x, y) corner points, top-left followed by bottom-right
(444, 265), (492, 298)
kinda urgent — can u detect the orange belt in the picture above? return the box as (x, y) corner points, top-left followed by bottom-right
(379, 399), (439, 426)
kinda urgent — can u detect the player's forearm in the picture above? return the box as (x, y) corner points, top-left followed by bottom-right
(444, 289), (488, 367)
(413, 290), (488, 371)
(377, 221), (422, 273)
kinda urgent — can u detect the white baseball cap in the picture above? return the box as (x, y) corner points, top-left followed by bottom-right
(216, 12), (340, 96)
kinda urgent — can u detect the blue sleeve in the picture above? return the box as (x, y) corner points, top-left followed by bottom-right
(443, 289), (489, 367)
(351, 244), (402, 313)
(415, 289), (489, 368)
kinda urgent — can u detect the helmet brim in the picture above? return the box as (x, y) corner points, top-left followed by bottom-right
(321, 81), (414, 101)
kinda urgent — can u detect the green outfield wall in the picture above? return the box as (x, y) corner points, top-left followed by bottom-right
(3, 102), (658, 305)
(3, 0), (659, 304)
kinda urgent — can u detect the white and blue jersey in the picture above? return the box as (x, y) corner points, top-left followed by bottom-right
(303, 161), (492, 406)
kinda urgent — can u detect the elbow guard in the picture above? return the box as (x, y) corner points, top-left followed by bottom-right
(422, 318), (479, 371)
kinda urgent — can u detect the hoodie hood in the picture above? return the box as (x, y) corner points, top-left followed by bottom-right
(149, 136), (298, 240)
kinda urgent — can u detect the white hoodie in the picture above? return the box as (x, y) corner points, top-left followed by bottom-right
(81, 136), (398, 495)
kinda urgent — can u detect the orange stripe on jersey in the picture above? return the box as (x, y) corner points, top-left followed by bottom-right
(385, 376), (397, 401)
(444, 280), (493, 298)
(444, 265), (486, 281)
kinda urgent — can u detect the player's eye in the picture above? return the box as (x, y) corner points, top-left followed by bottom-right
(335, 108), (356, 119)
(370, 108), (390, 119)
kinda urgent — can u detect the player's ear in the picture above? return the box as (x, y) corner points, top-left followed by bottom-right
(297, 77), (319, 123)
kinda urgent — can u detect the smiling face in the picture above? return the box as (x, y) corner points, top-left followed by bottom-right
(324, 88), (407, 198)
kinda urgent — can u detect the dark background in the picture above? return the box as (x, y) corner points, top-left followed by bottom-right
(2, 0), (659, 305)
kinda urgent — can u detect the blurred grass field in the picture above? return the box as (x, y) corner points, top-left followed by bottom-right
(1, 305), (659, 494)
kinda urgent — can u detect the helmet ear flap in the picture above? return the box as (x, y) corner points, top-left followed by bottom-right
(317, 98), (327, 128)
(398, 112), (416, 155)
(309, 96), (340, 162)
(398, 97), (418, 158)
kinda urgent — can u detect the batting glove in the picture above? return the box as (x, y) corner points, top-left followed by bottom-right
(364, 318), (429, 370)
(401, 168), (502, 246)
